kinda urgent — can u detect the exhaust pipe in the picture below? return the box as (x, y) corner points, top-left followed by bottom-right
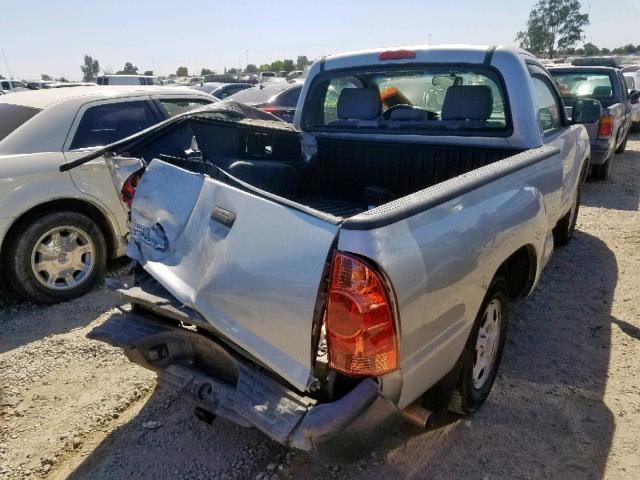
(401, 402), (432, 429)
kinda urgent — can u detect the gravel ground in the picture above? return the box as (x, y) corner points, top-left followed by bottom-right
(1, 135), (639, 480)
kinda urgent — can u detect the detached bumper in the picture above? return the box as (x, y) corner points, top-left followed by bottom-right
(89, 313), (401, 463)
(589, 140), (613, 165)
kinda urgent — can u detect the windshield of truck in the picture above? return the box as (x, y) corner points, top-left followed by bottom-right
(301, 66), (509, 134)
(0, 103), (42, 142)
(551, 72), (614, 99)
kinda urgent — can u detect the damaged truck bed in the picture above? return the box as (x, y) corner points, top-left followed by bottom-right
(73, 45), (600, 462)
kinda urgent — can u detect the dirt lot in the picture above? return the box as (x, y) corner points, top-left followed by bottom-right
(1, 135), (639, 480)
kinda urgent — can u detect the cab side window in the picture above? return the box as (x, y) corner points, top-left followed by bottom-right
(531, 76), (562, 133)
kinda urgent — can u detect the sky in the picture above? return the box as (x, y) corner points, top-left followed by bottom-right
(1, 0), (639, 80)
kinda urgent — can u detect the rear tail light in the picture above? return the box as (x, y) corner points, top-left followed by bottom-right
(325, 252), (398, 377)
(120, 171), (142, 208)
(379, 50), (416, 61)
(260, 107), (280, 113)
(598, 115), (613, 138)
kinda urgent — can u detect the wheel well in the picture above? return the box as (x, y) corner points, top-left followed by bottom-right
(497, 245), (537, 300)
(1, 199), (117, 263)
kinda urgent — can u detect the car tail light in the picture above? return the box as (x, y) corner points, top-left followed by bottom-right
(260, 107), (280, 113)
(120, 171), (141, 208)
(325, 252), (398, 377)
(598, 115), (613, 138)
(379, 50), (416, 61)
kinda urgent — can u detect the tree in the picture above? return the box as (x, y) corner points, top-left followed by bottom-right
(612, 46), (625, 55)
(227, 67), (239, 75)
(296, 56), (309, 70)
(56, 77), (68, 83)
(623, 43), (637, 54)
(516, 0), (589, 58)
(270, 60), (285, 72)
(80, 54), (100, 82)
(0, 74), (4, 80)
(176, 66), (188, 77)
(117, 62), (139, 75)
(245, 64), (258, 74)
(283, 59), (295, 72)
(258, 64), (271, 72)
(583, 42), (600, 56)
(201, 68), (214, 76)
(41, 74), (52, 81)
(601, 47), (611, 55)
(143, 70), (153, 76)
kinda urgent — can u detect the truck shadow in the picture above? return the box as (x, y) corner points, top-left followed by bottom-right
(0, 259), (128, 355)
(582, 133), (640, 211)
(64, 232), (617, 480)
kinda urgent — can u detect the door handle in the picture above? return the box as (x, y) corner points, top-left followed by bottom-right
(211, 206), (236, 228)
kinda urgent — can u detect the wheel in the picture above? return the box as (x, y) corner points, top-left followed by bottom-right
(553, 186), (581, 247)
(615, 131), (628, 154)
(592, 153), (613, 181)
(449, 276), (509, 415)
(5, 211), (107, 304)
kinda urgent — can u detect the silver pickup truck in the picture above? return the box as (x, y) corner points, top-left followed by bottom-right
(549, 66), (634, 180)
(78, 45), (600, 462)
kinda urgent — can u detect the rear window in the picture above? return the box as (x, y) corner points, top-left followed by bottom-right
(274, 86), (302, 107)
(158, 98), (213, 117)
(302, 66), (509, 134)
(624, 75), (636, 90)
(70, 101), (157, 150)
(551, 72), (614, 99)
(0, 103), (42, 142)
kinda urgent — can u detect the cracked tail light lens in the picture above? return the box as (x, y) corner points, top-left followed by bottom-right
(325, 252), (398, 377)
(120, 171), (141, 209)
(598, 115), (613, 138)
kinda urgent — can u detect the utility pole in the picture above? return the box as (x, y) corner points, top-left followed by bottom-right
(427, 34), (432, 45)
(246, 50), (249, 69)
(1, 48), (14, 82)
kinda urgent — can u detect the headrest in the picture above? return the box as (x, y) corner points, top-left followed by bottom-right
(387, 107), (429, 121)
(592, 86), (612, 96)
(441, 85), (493, 121)
(337, 88), (381, 120)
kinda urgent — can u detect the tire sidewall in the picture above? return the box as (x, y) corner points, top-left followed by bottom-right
(458, 276), (509, 412)
(8, 211), (107, 304)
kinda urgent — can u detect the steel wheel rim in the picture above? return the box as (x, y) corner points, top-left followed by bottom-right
(473, 298), (502, 389)
(30, 226), (96, 291)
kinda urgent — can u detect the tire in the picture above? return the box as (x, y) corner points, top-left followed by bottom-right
(553, 185), (581, 247)
(615, 131), (628, 154)
(5, 211), (107, 304)
(592, 153), (613, 181)
(449, 276), (509, 415)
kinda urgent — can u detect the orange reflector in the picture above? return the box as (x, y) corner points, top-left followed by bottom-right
(379, 50), (416, 61)
(325, 252), (398, 377)
(598, 115), (613, 138)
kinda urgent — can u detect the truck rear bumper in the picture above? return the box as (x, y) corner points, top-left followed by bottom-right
(88, 312), (402, 463)
(589, 140), (613, 165)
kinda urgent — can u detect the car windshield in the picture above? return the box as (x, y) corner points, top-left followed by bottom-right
(0, 103), (42, 142)
(551, 72), (614, 99)
(302, 66), (509, 134)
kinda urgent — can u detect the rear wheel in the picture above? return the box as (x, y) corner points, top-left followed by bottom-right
(553, 185), (581, 247)
(615, 131), (628, 154)
(5, 211), (107, 304)
(449, 276), (509, 415)
(592, 153), (614, 181)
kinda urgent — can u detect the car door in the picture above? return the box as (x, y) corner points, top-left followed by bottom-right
(529, 65), (583, 221)
(617, 71), (632, 136)
(63, 97), (163, 232)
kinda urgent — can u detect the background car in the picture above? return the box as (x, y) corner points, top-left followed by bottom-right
(1, 79), (29, 94)
(0, 86), (215, 303)
(96, 75), (162, 85)
(623, 71), (640, 129)
(225, 83), (302, 122)
(192, 82), (253, 99)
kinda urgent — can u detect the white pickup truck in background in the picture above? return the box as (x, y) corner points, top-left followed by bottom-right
(77, 45), (601, 462)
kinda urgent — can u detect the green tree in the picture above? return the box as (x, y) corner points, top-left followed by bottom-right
(583, 42), (600, 56)
(296, 56), (309, 70)
(258, 64), (271, 72)
(201, 68), (214, 76)
(516, 0), (589, 58)
(623, 43), (637, 54)
(612, 46), (625, 55)
(601, 47), (611, 55)
(117, 62), (139, 75)
(176, 66), (188, 77)
(41, 74), (52, 81)
(245, 64), (258, 74)
(270, 60), (285, 72)
(143, 70), (153, 76)
(283, 59), (295, 72)
(80, 54), (100, 82)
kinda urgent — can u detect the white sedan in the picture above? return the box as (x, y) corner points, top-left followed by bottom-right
(0, 86), (215, 303)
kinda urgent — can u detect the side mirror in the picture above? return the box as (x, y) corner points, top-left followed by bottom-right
(572, 98), (602, 124)
(630, 90), (640, 102)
